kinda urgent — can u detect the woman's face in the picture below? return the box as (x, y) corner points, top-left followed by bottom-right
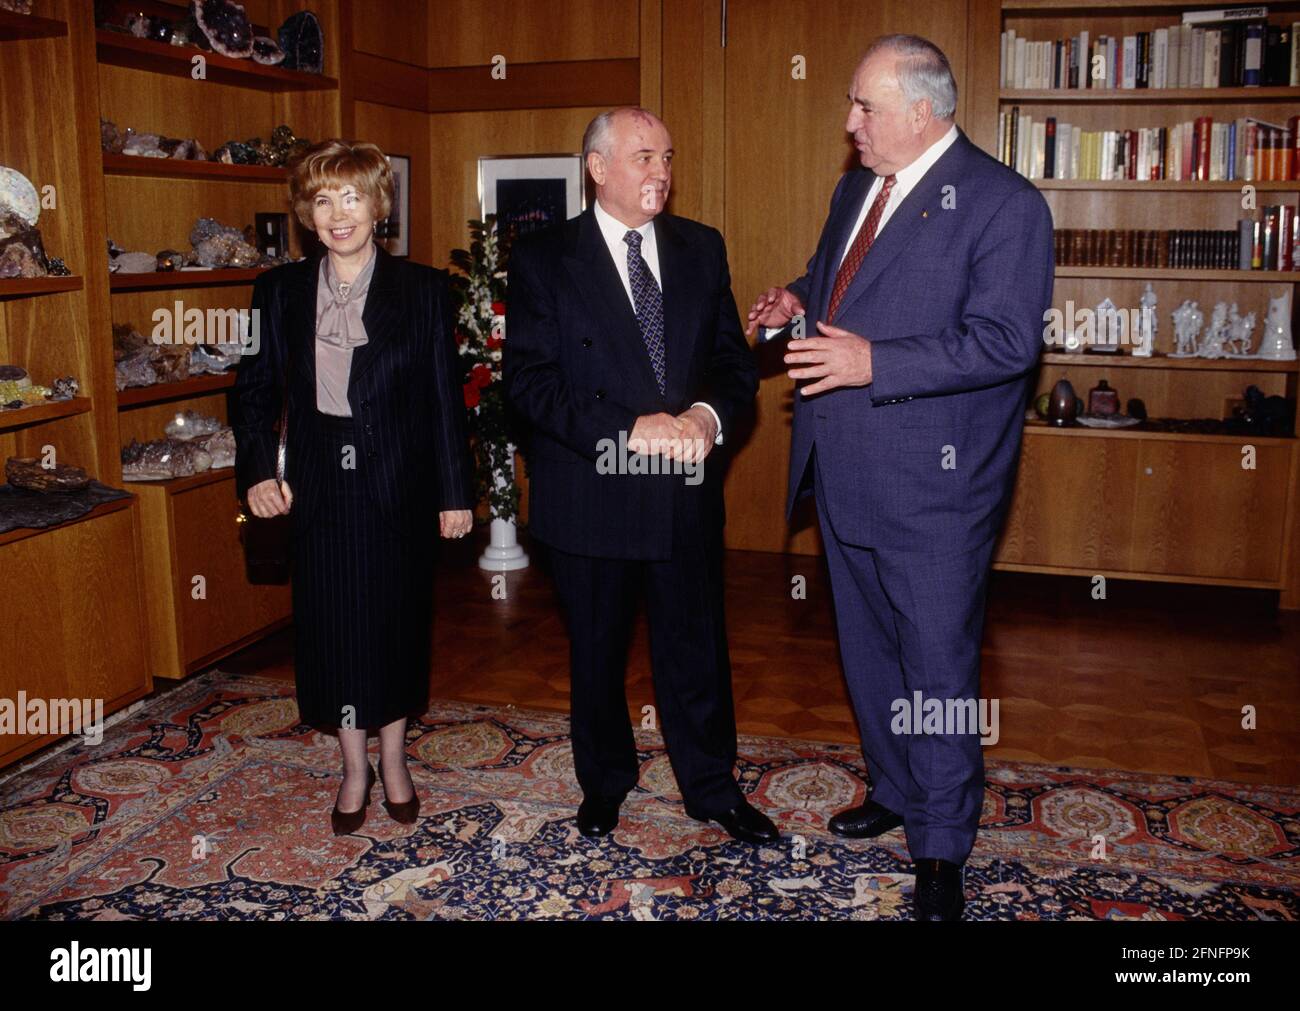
(311, 183), (376, 256)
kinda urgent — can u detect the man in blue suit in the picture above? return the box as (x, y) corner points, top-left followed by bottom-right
(747, 34), (1054, 920)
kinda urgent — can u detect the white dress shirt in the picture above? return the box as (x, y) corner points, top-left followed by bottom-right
(766, 123), (960, 339)
(593, 198), (723, 445)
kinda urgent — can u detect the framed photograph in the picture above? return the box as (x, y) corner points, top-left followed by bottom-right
(478, 154), (585, 245)
(378, 153), (410, 257)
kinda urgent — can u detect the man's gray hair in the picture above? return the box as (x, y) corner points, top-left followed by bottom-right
(862, 34), (958, 120)
(582, 106), (656, 164)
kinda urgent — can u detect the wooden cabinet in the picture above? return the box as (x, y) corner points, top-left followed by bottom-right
(134, 472), (291, 679)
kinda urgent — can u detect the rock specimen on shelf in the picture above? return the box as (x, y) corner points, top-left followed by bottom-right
(113, 323), (190, 390)
(0, 365), (30, 387)
(101, 119), (125, 154)
(120, 438), (213, 481)
(192, 0), (254, 58)
(165, 410), (223, 441)
(252, 35), (285, 65)
(278, 10), (323, 74)
(194, 427), (235, 468)
(5, 456), (91, 493)
(0, 215), (49, 278)
(0, 1), (34, 15)
(190, 217), (260, 267)
(212, 139), (260, 165)
(156, 249), (186, 271)
(0, 479), (131, 536)
(110, 250), (158, 274)
(0, 377), (50, 407)
(49, 376), (78, 399)
(122, 131), (167, 158)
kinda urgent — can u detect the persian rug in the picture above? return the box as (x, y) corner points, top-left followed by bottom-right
(1, 670), (1296, 921)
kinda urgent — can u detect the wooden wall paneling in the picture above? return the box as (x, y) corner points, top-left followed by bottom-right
(354, 102), (433, 263)
(421, 106), (607, 270)
(639, 0), (663, 115)
(964, 0), (1003, 154)
(425, 0), (640, 67)
(718, 0), (973, 554)
(660, 0), (709, 223)
(352, 0), (428, 66)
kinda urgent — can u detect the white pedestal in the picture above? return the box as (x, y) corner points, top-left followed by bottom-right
(478, 516), (529, 571)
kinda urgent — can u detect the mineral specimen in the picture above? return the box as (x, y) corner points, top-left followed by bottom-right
(101, 119), (125, 154)
(0, 1), (34, 14)
(120, 438), (212, 481)
(165, 410), (223, 440)
(0, 166), (40, 226)
(252, 35), (285, 65)
(122, 131), (167, 158)
(50, 376), (78, 399)
(0, 242), (44, 279)
(111, 251), (158, 274)
(0, 365), (29, 386)
(5, 456), (91, 493)
(0, 480), (132, 536)
(278, 10), (323, 74)
(192, 0), (254, 59)
(195, 427), (236, 468)
(213, 140), (258, 165)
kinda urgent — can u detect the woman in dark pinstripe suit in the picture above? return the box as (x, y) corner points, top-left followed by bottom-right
(231, 139), (474, 835)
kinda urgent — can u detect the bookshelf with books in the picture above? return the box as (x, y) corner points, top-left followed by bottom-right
(990, 1), (1300, 607)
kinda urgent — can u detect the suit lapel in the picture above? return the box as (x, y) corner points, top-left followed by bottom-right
(347, 243), (400, 390)
(654, 214), (698, 406)
(287, 242), (400, 408)
(562, 208), (664, 404)
(825, 129), (970, 324)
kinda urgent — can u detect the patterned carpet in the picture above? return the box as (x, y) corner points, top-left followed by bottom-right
(1, 670), (1297, 921)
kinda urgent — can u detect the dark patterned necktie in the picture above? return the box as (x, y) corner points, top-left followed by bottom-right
(827, 173), (896, 322)
(623, 229), (666, 394)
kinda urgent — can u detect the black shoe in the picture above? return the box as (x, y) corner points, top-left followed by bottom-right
(686, 797), (780, 844)
(330, 764), (376, 837)
(827, 799), (904, 839)
(913, 858), (965, 921)
(576, 796), (621, 837)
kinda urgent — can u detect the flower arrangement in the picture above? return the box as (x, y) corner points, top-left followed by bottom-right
(448, 216), (521, 523)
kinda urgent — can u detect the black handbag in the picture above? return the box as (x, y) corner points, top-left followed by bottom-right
(238, 363), (293, 585)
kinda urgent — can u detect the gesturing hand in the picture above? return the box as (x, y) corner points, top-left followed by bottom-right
(440, 510), (472, 538)
(783, 320), (874, 397)
(745, 286), (806, 338)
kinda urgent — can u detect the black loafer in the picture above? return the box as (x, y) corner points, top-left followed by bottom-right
(686, 797), (780, 844)
(576, 796), (621, 837)
(827, 799), (904, 839)
(913, 858), (965, 921)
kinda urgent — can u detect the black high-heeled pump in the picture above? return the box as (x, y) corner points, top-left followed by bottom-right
(377, 758), (420, 824)
(330, 764), (376, 836)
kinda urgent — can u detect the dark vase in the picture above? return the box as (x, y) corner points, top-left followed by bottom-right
(1047, 378), (1077, 427)
(1088, 379), (1120, 415)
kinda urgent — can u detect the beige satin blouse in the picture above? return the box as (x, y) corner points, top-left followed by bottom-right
(314, 243), (377, 416)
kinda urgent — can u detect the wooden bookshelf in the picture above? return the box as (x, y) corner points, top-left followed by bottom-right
(0, 396), (93, 431)
(991, 0), (1300, 607)
(95, 29), (338, 92)
(0, 7), (66, 41)
(117, 372), (236, 408)
(0, 275), (84, 299)
(109, 267), (272, 291)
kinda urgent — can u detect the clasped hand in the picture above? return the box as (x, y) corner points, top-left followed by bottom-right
(629, 405), (716, 463)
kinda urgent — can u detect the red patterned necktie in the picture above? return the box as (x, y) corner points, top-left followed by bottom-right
(827, 173), (896, 323)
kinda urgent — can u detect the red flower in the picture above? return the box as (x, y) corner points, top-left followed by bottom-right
(471, 363), (493, 388)
(454, 329), (469, 345)
(486, 333), (503, 350)
(491, 301), (506, 316)
(463, 381), (480, 409)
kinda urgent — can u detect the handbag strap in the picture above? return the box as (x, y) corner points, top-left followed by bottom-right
(274, 320), (292, 484)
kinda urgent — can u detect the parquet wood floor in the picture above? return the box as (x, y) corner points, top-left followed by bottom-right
(222, 535), (1300, 787)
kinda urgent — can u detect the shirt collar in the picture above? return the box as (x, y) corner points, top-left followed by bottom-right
(891, 122), (959, 192)
(593, 197), (654, 250)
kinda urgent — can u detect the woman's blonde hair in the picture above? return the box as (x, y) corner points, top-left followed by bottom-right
(288, 139), (394, 229)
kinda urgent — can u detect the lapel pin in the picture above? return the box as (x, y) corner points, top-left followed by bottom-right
(922, 210), (928, 218)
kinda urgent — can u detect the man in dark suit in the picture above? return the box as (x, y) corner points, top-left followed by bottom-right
(505, 107), (773, 843)
(747, 35), (1054, 918)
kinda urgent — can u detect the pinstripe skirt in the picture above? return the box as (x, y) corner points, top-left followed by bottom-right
(290, 409), (434, 730)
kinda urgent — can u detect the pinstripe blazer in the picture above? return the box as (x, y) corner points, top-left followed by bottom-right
(229, 243), (475, 537)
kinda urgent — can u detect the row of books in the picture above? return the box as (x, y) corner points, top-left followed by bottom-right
(1001, 111), (1300, 181)
(1002, 16), (1299, 90)
(1055, 214), (1299, 270)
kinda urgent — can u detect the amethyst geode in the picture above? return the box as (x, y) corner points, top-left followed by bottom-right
(278, 10), (323, 74)
(192, 0), (253, 59)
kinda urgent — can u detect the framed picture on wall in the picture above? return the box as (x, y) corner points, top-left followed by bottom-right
(478, 154), (585, 246)
(378, 153), (410, 257)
